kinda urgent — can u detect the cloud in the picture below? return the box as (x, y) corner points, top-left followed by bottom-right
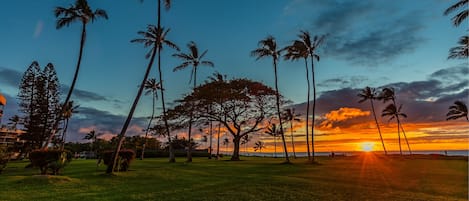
(318, 76), (369, 89)
(33, 20), (43, 38)
(318, 107), (370, 129)
(0, 67), (22, 88)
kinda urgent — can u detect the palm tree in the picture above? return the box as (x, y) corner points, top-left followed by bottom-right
(241, 134), (251, 156)
(60, 101), (79, 151)
(207, 72), (227, 160)
(173, 41), (214, 163)
(7, 115), (20, 131)
(444, 0), (468, 27)
(253, 141), (265, 153)
(283, 37), (312, 161)
(382, 103), (407, 155)
(223, 138), (230, 155)
(265, 123), (281, 158)
(251, 36), (290, 163)
(83, 130), (97, 155)
(283, 108), (301, 158)
(46, 0), (107, 149)
(447, 100), (469, 121)
(358, 87), (387, 155)
(107, 25), (179, 174)
(141, 78), (161, 160)
(448, 35), (469, 59)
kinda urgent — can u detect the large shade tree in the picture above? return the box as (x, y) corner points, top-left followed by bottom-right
(107, 25), (179, 174)
(173, 41), (214, 162)
(251, 36), (290, 163)
(174, 78), (280, 161)
(46, 0), (108, 148)
(358, 87), (387, 155)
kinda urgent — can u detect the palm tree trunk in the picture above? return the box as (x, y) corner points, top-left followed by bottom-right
(290, 121), (296, 158)
(396, 116), (402, 156)
(141, 91), (156, 160)
(186, 67), (197, 163)
(310, 55), (316, 162)
(273, 60), (290, 162)
(60, 119), (69, 151)
(44, 23), (87, 149)
(106, 44), (158, 174)
(370, 99), (387, 155)
(208, 120), (213, 159)
(216, 123), (221, 160)
(274, 136), (277, 158)
(400, 124), (412, 155)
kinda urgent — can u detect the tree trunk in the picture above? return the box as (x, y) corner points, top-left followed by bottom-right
(400, 124), (412, 155)
(141, 91), (156, 160)
(396, 115), (402, 156)
(106, 43), (158, 174)
(186, 66), (198, 163)
(60, 119), (69, 151)
(216, 123), (221, 160)
(310, 54), (316, 162)
(273, 60), (290, 163)
(230, 136), (241, 161)
(208, 120), (213, 159)
(304, 59), (311, 161)
(370, 99), (387, 155)
(290, 121), (296, 159)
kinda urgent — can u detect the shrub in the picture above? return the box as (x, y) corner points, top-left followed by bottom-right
(29, 149), (72, 175)
(102, 149), (136, 172)
(0, 146), (10, 174)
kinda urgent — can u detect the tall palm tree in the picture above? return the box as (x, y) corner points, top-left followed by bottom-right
(358, 87), (387, 155)
(60, 101), (79, 151)
(208, 72), (227, 160)
(141, 78), (161, 160)
(265, 123), (281, 158)
(47, 0), (108, 149)
(173, 41), (214, 163)
(446, 100), (469, 121)
(107, 25), (179, 174)
(283, 108), (301, 158)
(444, 0), (468, 27)
(382, 103), (407, 155)
(251, 36), (290, 163)
(283, 38), (312, 161)
(448, 35), (469, 59)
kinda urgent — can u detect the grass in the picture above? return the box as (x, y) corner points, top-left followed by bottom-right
(0, 154), (467, 201)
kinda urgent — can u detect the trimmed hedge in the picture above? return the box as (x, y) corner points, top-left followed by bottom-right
(102, 149), (136, 172)
(141, 150), (210, 158)
(29, 149), (72, 175)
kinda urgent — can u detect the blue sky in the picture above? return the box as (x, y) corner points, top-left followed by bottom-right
(0, 0), (467, 145)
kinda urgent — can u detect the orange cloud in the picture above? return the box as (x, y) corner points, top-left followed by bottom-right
(324, 107), (370, 122)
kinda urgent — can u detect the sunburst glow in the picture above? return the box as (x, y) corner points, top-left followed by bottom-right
(360, 142), (375, 152)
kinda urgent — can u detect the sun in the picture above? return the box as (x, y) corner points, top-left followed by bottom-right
(359, 142), (375, 152)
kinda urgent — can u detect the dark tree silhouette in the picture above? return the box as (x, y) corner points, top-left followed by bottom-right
(446, 100), (468, 121)
(448, 36), (469, 59)
(46, 0), (108, 149)
(382, 103), (407, 155)
(173, 41), (214, 162)
(358, 87), (387, 155)
(107, 25), (179, 174)
(251, 36), (290, 163)
(444, 0), (468, 27)
(7, 115), (20, 131)
(253, 141), (265, 153)
(60, 101), (79, 151)
(283, 108), (301, 158)
(265, 123), (281, 158)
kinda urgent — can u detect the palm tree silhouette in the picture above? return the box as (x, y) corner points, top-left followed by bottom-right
(107, 25), (179, 174)
(448, 36), (468, 59)
(223, 138), (230, 155)
(7, 115), (20, 131)
(60, 101), (79, 151)
(265, 123), (282, 158)
(358, 87), (387, 155)
(382, 103), (407, 155)
(241, 134), (251, 156)
(446, 100), (468, 121)
(84, 130), (98, 156)
(283, 108), (301, 158)
(444, 0), (468, 27)
(173, 41), (214, 163)
(253, 141), (265, 153)
(141, 78), (161, 160)
(283, 36), (312, 161)
(251, 36), (290, 163)
(47, 0), (107, 149)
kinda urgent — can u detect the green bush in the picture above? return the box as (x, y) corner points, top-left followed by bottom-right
(102, 149), (136, 172)
(29, 149), (72, 175)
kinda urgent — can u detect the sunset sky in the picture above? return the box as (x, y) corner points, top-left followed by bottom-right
(0, 0), (467, 153)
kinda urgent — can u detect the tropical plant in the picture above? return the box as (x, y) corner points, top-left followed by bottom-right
(46, 0), (107, 149)
(107, 25), (179, 174)
(141, 78), (161, 160)
(173, 41), (214, 162)
(60, 101), (79, 150)
(283, 108), (301, 158)
(382, 103), (407, 155)
(83, 130), (98, 155)
(265, 123), (282, 158)
(253, 141), (265, 153)
(446, 100), (469, 121)
(444, 0), (468, 27)
(240, 134), (251, 156)
(448, 35), (469, 59)
(7, 115), (20, 131)
(223, 138), (229, 155)
(358, 87), (387, 155)
(251, 36), (290, 163)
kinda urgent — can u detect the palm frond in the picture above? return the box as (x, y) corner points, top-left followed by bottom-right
(201, 61), (214, 67)
(173, 62), (191, 72)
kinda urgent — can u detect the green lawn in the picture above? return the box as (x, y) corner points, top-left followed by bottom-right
(0, 154), (467, 201)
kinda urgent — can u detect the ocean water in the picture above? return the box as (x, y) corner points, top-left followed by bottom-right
(240, 150), (469, 157)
